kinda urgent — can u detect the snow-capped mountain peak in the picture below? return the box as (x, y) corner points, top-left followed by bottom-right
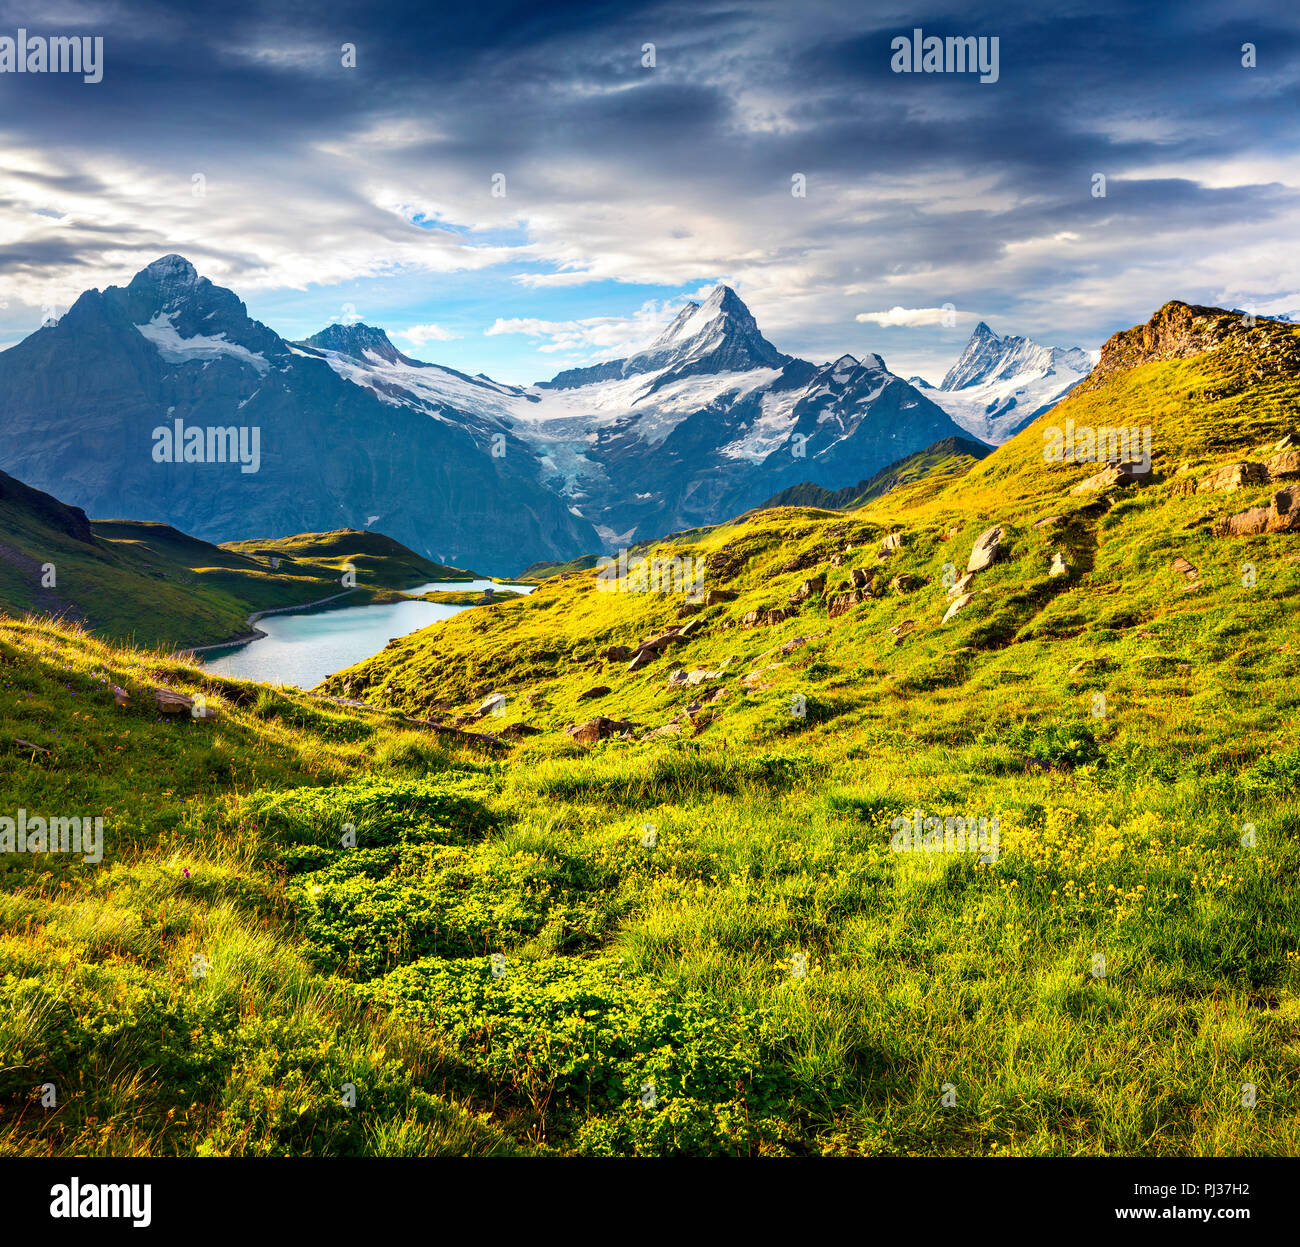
(544, 284), (790, 390)
(302, 322), (410, 365)
(929, 321), (1093, 444)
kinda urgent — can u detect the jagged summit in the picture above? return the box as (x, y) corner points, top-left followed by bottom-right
(941, 321), (1090, 392)
(544, 284), (790, 389)
(301, 322), (409, 365)
(928, 320), (1094, 445)
(134, 253), (200, 285)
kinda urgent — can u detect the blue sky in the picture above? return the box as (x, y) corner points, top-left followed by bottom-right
(1, 0), (1298, 383)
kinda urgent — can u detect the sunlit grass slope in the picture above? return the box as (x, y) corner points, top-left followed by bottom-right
(3, 302), (1300, 1156)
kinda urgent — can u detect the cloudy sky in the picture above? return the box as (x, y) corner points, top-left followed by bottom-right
(0, 0), (1297, 383)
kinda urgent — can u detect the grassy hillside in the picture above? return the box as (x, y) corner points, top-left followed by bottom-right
(0, 616), (520, 1156)
(310, 301), (1300, 1154)
(758, 435), (991, 511)
(220, 529), (477, 586)
(0, 476), (469, 650)
(4, 301), (1300, 1157)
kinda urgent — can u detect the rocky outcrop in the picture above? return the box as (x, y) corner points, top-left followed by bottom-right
(1083, 301), (1300, 388)
(1212, 487), (1300, 537)
(789, 573), (826, 604)
(1197, 462), (1268, 492)
(1266, 450), (1300, 480)
(743, 606), (796, 628)
(567, 716), (635, 744)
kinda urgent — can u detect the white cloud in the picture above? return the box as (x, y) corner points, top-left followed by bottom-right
(397, 323), (459, 345)
(485, 298), (691, 359)
(855, 306), (963, 328)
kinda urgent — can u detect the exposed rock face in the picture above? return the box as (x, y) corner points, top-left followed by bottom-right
(967, 526), (1005, 573)
(1083, 300), (1300, 388)
(1213, 487), (1300, 537)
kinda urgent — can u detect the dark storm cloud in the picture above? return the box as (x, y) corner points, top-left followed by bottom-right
(0, 0), (1297, 371)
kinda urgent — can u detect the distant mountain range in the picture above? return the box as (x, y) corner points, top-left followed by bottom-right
(924, 321), (1094, 444)
(0, 256), (1093, 572)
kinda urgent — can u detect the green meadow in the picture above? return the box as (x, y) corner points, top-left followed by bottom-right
(2, 303), (1299, 1156)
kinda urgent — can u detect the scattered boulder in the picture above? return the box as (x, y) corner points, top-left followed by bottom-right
(1170, 556), (1198, 579)
(1196, 462), (1268, 492)
(1070, 464), (1142, 494)
(1034, 515), (1064, 529)
(967, 526), (1005, 573)
(890, 573), (922, 593)
(646, 721), (683, 739)
(887, 619), (916, 645)
(741, 663), (784, 689)
(599, 644), (634, 661)
(1068, 657), (1111, 676)
(828, 588), (871, 618)
(684, 668), (723, 685)
(500, 723), (543, 740)
(676, 616), (705, 638)
(850, 568), (871, 589)
(1266, 450), (1300, 480)
(113, 686), (130, 707)
(638, 630), (685, 653)
(789, 573), (826, 604)
(473, 693), (508, 718)
(627, 649), (655, 672)
(566, 716), (635, 744)
(697, 588), (737, 606)
(1212, 487), (1300, 537)
(879, 532), (904, 554)
(780, 631), (828, 655)
(578, 685), (611, 701)
(742, 606), (796, 629)
(153, 688), (191, 714)
(947, 571), (974, 600)
(941, 593), (974, 624)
